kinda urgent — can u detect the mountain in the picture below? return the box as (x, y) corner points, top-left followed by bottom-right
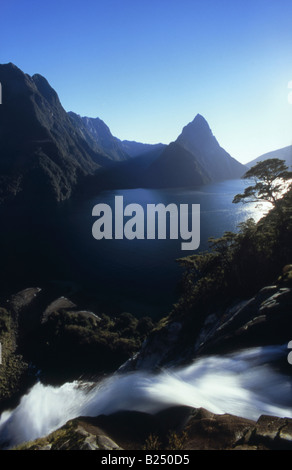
(0, 62), (169, 204)
(247, 145), (292, 169)
(68, 112), (130, 162)
(143, 141), (209, 188)
(85, 147), (165, 192)
(143, 114), (246, 188)
(0, 63), (114, 205)
(176, 114), (247, 180)
(0, 63), (247, 204)
(88, 114), (247, 192)
(119, 140), (166, 158)
(68, 113), (165, 161)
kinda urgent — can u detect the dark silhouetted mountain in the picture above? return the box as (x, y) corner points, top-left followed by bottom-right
(174, 114), (246, 181)
(119, 140), (166, 158)
(0, 63), (247, 204)
(246, 145), (292, 170)
(140, 114), (246, 188)
(142, 142), (209, 188)
(0, 63), (112, 205)
(82, 146), (166, 195)
(87, 115), (246, 193)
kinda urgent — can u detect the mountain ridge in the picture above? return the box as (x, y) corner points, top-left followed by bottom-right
(0, 63), (111, 204)
(0, 62), (247, 204)
(247, 145), (292, 169)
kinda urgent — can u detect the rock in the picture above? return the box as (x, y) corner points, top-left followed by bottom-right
(96, 434), (122, 450)
(42, 297), (77, 323)
(8, 288), (42, 317)
(194, 284), (292, 356)
(41, 297), (101, 324)
(278, 264), (292, 286)
(249, 415), (292, 450)
(14, 419), (123, 451)
(120, 281), (292, 373)
(184, 408), (255, 450)
(120, 321), (182, 371)
(13, 407), (292, 450)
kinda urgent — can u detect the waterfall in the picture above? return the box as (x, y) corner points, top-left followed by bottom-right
(0, 344), (291, 448)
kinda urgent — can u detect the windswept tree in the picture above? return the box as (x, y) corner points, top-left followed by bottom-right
(233, 159), (292, 215)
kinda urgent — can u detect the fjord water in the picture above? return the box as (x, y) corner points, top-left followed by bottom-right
(0, 344), (291, 448)
(0, 179), (267, 317)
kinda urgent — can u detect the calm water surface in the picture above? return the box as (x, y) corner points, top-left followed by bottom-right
(0, 180), (269, 317)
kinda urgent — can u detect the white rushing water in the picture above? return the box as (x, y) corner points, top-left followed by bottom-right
(0, 344), (291, 448)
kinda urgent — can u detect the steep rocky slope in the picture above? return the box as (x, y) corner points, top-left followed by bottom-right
(0, 63), (113, 205)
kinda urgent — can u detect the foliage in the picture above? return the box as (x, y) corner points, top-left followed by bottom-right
(170, 168), (292, 339)
(0, 308), (28, 406)
(22, 309), (154, 382)
(166, 431), (188, 450)
(232, 158), (292, 213)
(143, 434), (162, 450)
(143, 430), (188, 450)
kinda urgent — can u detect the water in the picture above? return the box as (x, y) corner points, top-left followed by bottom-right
(0, 179), (269, 317)
(0, 345), (291, 448)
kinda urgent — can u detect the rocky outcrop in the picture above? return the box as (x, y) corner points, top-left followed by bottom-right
(12, 407), (292, 451)
(195, 285), (292, 356)
(8, 288), (42, 318)
(122, 272), (292, 371)
(14, 418), (122, 451)
(120, 321), (182, 372)
(183, 408), (292, 450)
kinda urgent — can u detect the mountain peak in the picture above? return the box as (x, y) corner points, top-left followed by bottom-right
(193, 113), (209, 124)
(176, 114), (215, 153)
(183, 113), (212, 134)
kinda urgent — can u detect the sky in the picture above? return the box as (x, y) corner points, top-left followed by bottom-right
(1, 0), (292, 164)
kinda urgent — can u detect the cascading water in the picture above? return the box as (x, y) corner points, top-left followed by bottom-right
(0, 344), (291, 448)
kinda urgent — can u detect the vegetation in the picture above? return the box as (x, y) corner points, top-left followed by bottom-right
(143, 431), (188, 450)
(232, 158), (292, 214)
(21, 309), (155, 383)
(0, 307), (28, 408)
(169, 160), (292, 340)
(13, 419), (89, 450)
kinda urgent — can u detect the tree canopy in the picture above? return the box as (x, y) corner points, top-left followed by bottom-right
(232, 158), (292, 210)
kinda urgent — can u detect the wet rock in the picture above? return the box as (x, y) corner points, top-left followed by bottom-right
(13, 407), (292, 451)
(249, 415), (292, 450)
(120, 321), (182, 371)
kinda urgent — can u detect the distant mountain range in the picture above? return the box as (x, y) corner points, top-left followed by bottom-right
(247, 146), (292, 170)
(91, 114), (247, 191)
(3, 62), (287, 205)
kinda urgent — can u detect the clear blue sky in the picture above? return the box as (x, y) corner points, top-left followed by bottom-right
(1, 0), (292, 163)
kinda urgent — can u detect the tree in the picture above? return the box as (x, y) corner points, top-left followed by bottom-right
(232, 159), (292, 213)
